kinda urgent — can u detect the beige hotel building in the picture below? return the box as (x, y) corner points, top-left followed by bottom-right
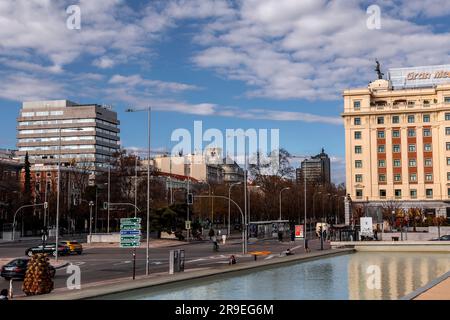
(343, 65), (450, 217)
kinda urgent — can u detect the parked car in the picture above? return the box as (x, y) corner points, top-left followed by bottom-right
(59, 241), (83, 255)
(25, 243), (70, 257)
(430, 234), (450, 241)
(1, 258), (56, 281)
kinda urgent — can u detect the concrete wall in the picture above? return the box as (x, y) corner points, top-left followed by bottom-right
(380, 226), (450, 241)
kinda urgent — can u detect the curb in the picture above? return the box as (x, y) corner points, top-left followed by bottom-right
(400, 270), (450, 300)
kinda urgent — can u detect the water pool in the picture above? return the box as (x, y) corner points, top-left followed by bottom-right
(103, 252), (450, 300)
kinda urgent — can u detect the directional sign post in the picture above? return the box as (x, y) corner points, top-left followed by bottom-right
(120, 218), (141, 280)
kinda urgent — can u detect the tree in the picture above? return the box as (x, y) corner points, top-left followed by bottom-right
(23, 152), (32, 204)
(407, 207), (424, 232)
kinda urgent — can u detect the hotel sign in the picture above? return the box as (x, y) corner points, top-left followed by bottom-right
(388, 65), (450, 89)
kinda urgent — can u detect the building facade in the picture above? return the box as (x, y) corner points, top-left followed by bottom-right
(0, 149), (21, 222)
(16, 100), (120, 172)
(222, 156), (245, 184)
(296, 148), (331, 185)
(342, 65), (450, 216)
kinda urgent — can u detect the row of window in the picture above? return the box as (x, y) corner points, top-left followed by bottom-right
(24, 153), (114, 162)
(355, 188), (436, 199)
(19, 118), (97, 126)
(355, 158), (433, 168)
(19, 145), (118, 152)
(18, 136), (118, 145)
(354, 143), (432, 154)
(22, 111), (64, 117)
(18, 127), (119, 137)
(353, 97), (450, 110)
(355, 173), (434, 183)
(353, 113), (450, 125)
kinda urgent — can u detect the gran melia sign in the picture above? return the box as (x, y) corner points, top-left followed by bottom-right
(388, 64), (450, 89)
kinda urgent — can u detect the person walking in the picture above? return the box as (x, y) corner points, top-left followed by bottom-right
(304, 238), (311, 253)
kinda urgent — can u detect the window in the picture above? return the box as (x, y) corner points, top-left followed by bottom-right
(354, 131), (362, 139)
(424, 100), (430, 107)
(409, 159), (416, 167)
(446, 113), (450, 121)
(377, 117), (384, 124)
(354, 101), (361, 110)
(378, 145), (385, 153)
(394, 174), (402, 182)
(50, 111), (63, 116)
(379, 174), (386, 182)
(448, 188), (450, 198)
(445, 97), (450, 103)
(393, 145), (400, 153)
(448, 172), (450, 181)
(446, 143), (450, 151)
(410, 189), (417, 199)
(355, 174), (363, 183)
(407, 129), (416, 137)
(423, 114), (430, 122)
(425, 174), (433, 181)
(407, 115), (415, 123)
(392, 130), (400, 138)
(36, 111), (49, 116)
(395, 189), (402, 198)
(424, 158), (432, 167)
(392, 116), (400, 124)
(408, 101), (415, 107)
(377, 131), (385, 139)
(410, 173), (417, 182)
(355, 160), (362, 168)
(378, 160), (386, 168)
(447, 157), (450, 166)
(426, 189), (433, 198)
(408, 144), (416, 152)
(424, 144), (432, 152)
(355, 146), (362, 154)
(380, 190), (386, 198)
(354, 118), (361, 125)
(22, 112), (34, 117)
(423, 128), (431, 137)
(446, 127), (450, 135)
(393, 159), (401, 167)
(356, 189), (363, 199)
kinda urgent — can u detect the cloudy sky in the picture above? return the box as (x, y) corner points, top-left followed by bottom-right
(1, 0), (450, 183)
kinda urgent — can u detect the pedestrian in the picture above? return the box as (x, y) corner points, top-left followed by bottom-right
(304, 239), (311, 253)
(290, 230), (295, 243)
(0, 289), (8, 301)
(229, 255), (236, 265)
(278, 231), (283, 242)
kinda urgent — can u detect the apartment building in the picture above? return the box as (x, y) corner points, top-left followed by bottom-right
(342, 65), (450, 216)
(16, 100), (120, 172)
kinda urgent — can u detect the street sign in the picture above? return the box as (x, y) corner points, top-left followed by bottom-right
(185, 220), (191, 230)
(103, 202), (108, 210)
(120, 218), (141, 248)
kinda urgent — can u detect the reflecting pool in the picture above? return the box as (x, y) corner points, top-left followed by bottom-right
(106, 252), (450, 300)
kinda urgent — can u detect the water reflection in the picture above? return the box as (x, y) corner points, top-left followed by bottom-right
(128, 252), (450, 300)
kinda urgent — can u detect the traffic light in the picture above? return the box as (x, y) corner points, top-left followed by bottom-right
(187, 193), (193, 205)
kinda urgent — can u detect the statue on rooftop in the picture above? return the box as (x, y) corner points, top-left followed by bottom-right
(375, 59), (384, 79)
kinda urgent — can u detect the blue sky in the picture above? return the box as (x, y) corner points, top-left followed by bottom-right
(1, 0), (450, 184)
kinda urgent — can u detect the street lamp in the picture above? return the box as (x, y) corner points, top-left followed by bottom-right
(279, 187), (291, 221)
(228, 182), (242, 235)
(126, 106), (151, 276)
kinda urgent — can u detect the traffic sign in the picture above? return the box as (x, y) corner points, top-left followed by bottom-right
(185, 220), (191, 230)
(120, 217), (141, 248)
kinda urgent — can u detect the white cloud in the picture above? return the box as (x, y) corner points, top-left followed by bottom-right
(108, 74), (200, 92)
(92, 56), (115, 69)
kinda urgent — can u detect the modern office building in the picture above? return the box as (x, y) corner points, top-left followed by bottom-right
(342, 64), (450, 216)
(16, 100), (120, 172)
(296, 148), (331, 185)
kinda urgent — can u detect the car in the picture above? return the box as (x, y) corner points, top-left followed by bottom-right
(59, 240), (83, 255)
(1, 258), (56, 281)
(430, 234), (450, 241)
(25, 243), (70, 257)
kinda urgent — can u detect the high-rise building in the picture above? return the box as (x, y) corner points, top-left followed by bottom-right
(16, 100), (120, 172)
(342, 64), (450, 217)
(296, 148), (331, 185)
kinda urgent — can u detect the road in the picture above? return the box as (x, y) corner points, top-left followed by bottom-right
(0, 236), (330, 297)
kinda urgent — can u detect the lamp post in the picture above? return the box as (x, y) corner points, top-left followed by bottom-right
(279, 187), (291, 221)
(313, 191), (321, 236)
(228, 182), (242, 235)
(126, 106), (152, 276)
(107, 165), (110, 233)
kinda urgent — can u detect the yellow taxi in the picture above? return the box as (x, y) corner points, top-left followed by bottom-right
(59, 241), (83, 255)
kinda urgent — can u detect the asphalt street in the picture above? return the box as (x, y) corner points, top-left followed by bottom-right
(0, 236), (329, 297)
